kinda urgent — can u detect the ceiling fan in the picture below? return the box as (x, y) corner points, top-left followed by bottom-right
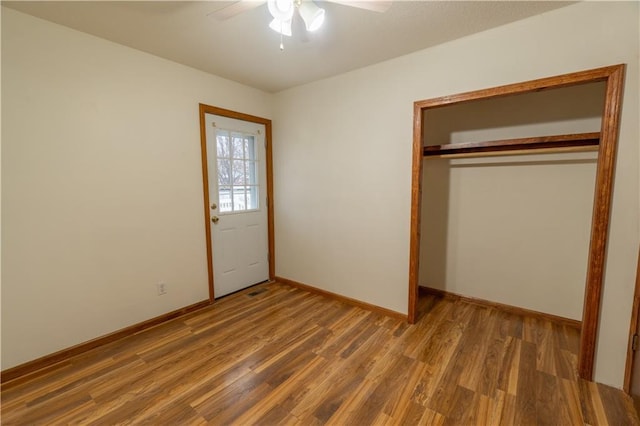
(209, 0), (393, 49)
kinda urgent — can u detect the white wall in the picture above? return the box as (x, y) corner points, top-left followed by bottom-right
(273, 1), (639, 388)
(1, 8), (271, 369)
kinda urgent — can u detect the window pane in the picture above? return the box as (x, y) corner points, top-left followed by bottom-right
(232, 160), (245, 185)
(232, 134), (244, 159)
(216, 132), (229, 158)
(247, 186), (259, 210)
(245, 161), (257, 186)
(245, 136), (256, 161)
(217, 159), (231, 186)
(233, 186), (247, 211)
(218, 186), (232, 212)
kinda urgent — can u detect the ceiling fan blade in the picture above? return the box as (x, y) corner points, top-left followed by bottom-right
(324, 0), (392, 13)
(207, 1), (266, 20)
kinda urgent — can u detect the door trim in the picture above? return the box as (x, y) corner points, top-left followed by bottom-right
(408, 64), (626, 381)
(624, 248), (640, 393)
(198, 104), (275, 302)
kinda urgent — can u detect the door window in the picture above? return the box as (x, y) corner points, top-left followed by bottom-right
(215, 130), (259, 213)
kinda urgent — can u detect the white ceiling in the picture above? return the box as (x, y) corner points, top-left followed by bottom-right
(3, 1), (574, 93)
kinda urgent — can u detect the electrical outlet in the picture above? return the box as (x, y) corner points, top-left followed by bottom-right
(157, 282), (167, 296)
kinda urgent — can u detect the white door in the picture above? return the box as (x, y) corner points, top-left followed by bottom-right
(205, 113), (269, 297)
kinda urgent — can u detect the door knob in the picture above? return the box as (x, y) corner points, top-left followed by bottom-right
(211, 216), (219, 224)
(211, 203), (217, 210)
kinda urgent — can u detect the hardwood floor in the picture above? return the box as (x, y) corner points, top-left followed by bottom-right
(2, 282), (638, 425)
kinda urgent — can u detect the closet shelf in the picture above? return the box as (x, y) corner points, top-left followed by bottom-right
(423, 132), (600, 159)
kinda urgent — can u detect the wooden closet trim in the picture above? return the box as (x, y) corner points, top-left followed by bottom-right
(408, 64), (626, 381)
(623, 248), (640, 393)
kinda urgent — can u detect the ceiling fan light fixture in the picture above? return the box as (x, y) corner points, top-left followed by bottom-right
(267, 0), (295, 21)
(269, 18), (292, 36)
(298, 1), (325, 32)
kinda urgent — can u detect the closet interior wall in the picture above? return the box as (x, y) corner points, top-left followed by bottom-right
(418, 82), (606, 321)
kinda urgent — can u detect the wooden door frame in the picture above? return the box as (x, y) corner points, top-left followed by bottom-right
(198, 104), (275, 302)
(408, 64), (626, 381)
(624, 248), (640, 393)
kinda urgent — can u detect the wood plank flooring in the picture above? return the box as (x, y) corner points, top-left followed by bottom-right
(2, 282), (638, 425)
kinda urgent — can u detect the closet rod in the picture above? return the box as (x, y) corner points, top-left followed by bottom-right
(423, 132), (600, 159)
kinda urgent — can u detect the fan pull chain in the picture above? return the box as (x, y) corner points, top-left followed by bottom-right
(279, 20), (284, 50)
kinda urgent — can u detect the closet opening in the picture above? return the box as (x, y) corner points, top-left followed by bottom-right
(408, 65), (626, 381)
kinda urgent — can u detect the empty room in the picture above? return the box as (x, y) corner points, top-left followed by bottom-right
(2, 1), (639, 424)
